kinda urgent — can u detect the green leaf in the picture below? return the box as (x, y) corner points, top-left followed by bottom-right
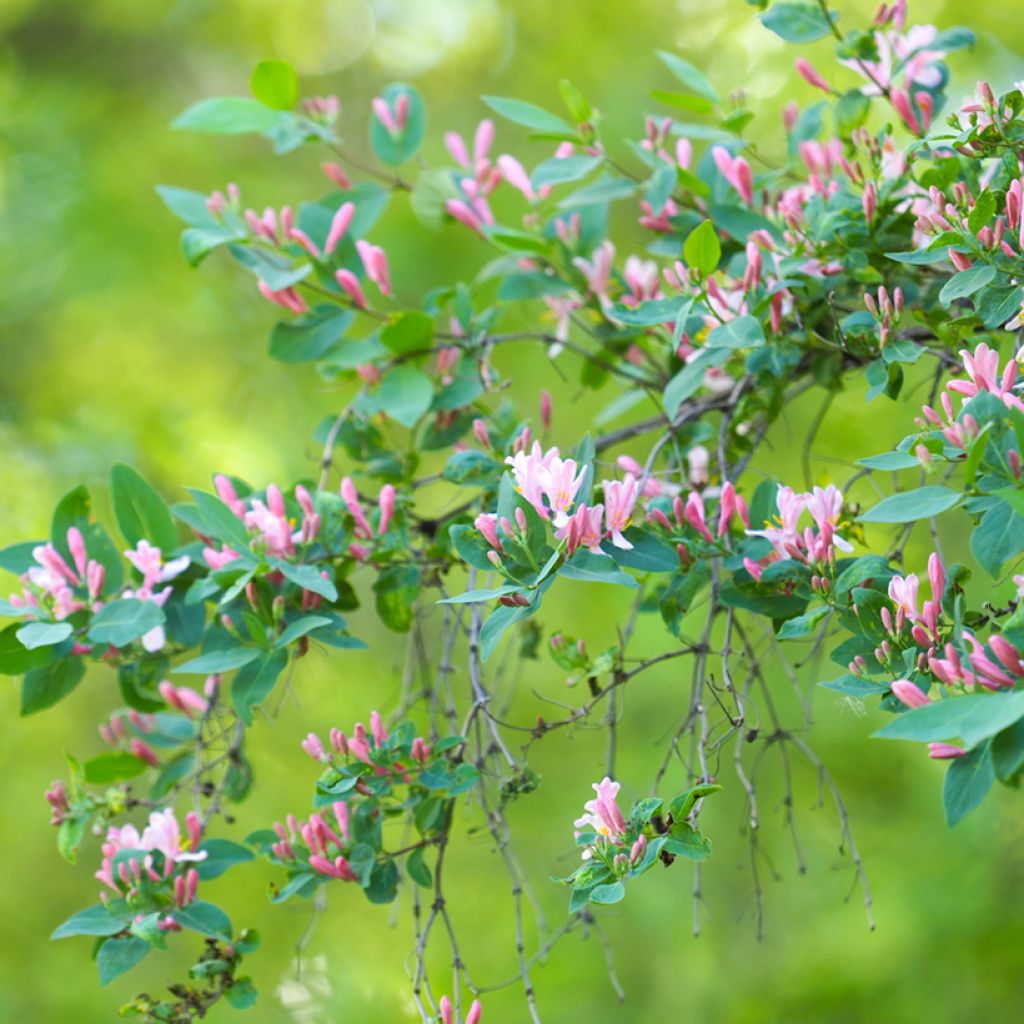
(16, 621), (73, 649)
(856, 451), (920, 471)
(88, 599), (166, 648)
(971, 500), (1024, 577)
(683, 220), (721, 277)
(376, 366), (434, 428)
(21, 658), (85, 716)
(0, 623), (59, 676)
(706, 315), (765, 349)
(655, 51), (719, 102)
(992, 716), (1024, 783)
(52, 903), (132, 940)
(608, 297), (689, 327)
(976, 284), (1023, 329)
(874, 690), (1024, 748)
(110, 463), (178, 551)
(859, 486), (962, 524)
(406, 847), (432, 888)
(943, 741), (995, 826)
(663, 347), (729, 417)
(270, 559), (338, 601)
(231, 649), (288, 725)
(939, 263), (997, 306)
(885, 248), (951, 266)
(588, 881), (625, 905)
(481, 95), (572, 134)
(172, 97), (283, 134)
(649, 89), (714, 114)
(498, 271), (576, 301)
(183, 489), (253, 553)
(275, 615), (333, 647)
(760, 3), (837, 43)
(381, 310), (434, 355)
(225, 978), (259, 1009)
(249, 60), (298, 110)
(83, 752), (148, 784)
(373, 565), (420, 633)
(173, 900), (232, 939)
(664, 820), (712, 860)
(967, 189), (997, 235)
(97, 936), (150, 986)
(559, 551), (639, 589)
(173, 647), (261, 675)
(777, 606), (829, 640)
(195, 838), (255, 880)
(269, 309), (355, 364)
(531, 154), (602, 190)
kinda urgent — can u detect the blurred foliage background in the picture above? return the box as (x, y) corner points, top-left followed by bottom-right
(3, 1), (1024, 1020)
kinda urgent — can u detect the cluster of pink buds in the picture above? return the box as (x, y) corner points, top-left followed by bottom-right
(863, 284), (904, 347)
(930, 632), (1024, 692)
(205, 477), (323, 565)
(654, 482), (750, 549)
(301, 710), (431, 776)
(97, 710), (161, 768)
(302, 95), (339, 125)
(444, 119), (500, 235)
(915, 391), (979, 452)
(9, 528), (106, 622)
(158, 680), (209, 719)
(711, 147), (754, 206)
(95, 810), (206, 900)
(205, 182), (241, 219)
(439, 995), (482, 1024)
(272, 804), (356, 882)
(372, 92), (410, 137)
(340, 477), (396, 553)
(44, 781), (70, 826)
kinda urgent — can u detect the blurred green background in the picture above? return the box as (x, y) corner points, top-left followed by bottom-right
(3, 1), (1024, 1021)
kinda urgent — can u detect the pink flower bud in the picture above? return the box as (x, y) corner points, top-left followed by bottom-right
(466, 1000), (483, 1024)
(335, 268), (367, 308)
(795, 58), (830, 94)
(891, 679), (931, 708)
(377, 485), (396, 536)
(325, 202), (355, 256)
(540, 390), (552, 430)
(129, 739), (159, 767)
(66, 527), (87, 578)
(440, 996), (454, 1024)
(928, 742), (967, 760)
(302, 733), (326, 761)
(321, 161), (352, 190)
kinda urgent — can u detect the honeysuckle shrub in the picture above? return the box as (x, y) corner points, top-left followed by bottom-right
(3, 0), (1024, 1019)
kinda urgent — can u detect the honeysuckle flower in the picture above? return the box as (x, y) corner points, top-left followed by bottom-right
(542, 293), (584, 352)
(537, 454), (587, 528)
(603, 474), (639, 549)
(125, 540), (190, 592)
(573, 776), (628, 860)
(947, 343), (1024, 411)
(621, 256), (661, 306)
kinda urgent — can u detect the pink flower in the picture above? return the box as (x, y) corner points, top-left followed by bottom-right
(573, 776), (628, 860)
(604, 475), (639, 549)
(573, 241), (615, 305)
(947, 343), (1024, 412)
